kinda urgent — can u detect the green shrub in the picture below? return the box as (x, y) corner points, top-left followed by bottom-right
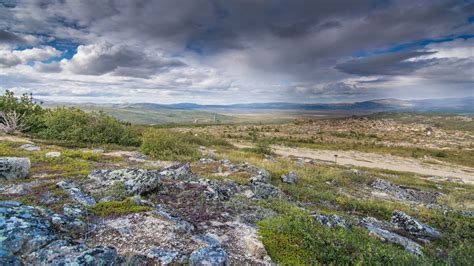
(87, 200), (152, 217)
(141, 129), (200, 161)
(448, 241), (474, 265)
(0, 90), (45, 133)
(258, 213), (420, 265)
(37, 107), (140, 146)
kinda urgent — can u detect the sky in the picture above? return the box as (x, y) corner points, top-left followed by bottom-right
(0, 0), (473, 104)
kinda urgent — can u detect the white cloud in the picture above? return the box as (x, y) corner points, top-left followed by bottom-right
(0, 46), (61, 67)
(63, 42), (184, 78)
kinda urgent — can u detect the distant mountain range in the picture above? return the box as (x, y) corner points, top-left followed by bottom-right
(44, 97), (474, 114)
(111, 97), (474, 113)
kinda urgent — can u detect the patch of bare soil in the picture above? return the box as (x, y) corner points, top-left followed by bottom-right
(234, 143), (474, 184)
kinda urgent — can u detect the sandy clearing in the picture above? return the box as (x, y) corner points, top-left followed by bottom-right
(0, 135), (32, 143)
(234, 143), (474, 184)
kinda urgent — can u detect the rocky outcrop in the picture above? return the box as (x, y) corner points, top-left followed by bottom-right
(371, 179), (441, 205)
(360, 217), (423, 256)
(0, 201), (57, 257)
(0, 201), (122, 264)
(88, 168), (162, 195)
(281, 171), (298, 184)
(25, 240), (122, 265)
(0, 157), (30, 180)
(57, 181), (96, 206)
(391, 211), (441, 239)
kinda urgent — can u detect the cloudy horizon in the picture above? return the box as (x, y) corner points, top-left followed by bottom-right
(1, 0), (473, 104)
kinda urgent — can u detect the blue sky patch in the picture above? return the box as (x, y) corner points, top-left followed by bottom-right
(352, 34), (474, 58)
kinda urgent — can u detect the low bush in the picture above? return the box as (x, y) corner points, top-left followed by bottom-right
(141, 129), (200, 161)
(258, 213), (420, 265)
(37, 107), (140, 146)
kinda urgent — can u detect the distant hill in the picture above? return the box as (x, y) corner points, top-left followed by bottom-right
(41, 96), (473, 124)
(96, 97), (472, 113)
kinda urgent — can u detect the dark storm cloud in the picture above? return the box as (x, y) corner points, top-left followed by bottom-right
(0, 0), (473, 102)
(336, 51), (437, 76)
(0, 29), (25, 44)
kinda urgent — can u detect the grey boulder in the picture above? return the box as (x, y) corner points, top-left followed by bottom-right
(0, 157), (30, 180)
(89, 168), (162, 195)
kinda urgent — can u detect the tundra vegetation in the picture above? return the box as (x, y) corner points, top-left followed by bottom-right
(0, 91), (472, 264)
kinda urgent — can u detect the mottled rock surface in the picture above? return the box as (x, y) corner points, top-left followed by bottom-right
(0, 157), (30, 180)
(57, 181), (96, 206)
(391, 210), (441, 239)
(88, 168), (162, 195)
(360, 217), (423, 256)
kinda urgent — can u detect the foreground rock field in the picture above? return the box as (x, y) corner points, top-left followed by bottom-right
(0, 114), (473, 265)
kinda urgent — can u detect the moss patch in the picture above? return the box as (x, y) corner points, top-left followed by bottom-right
(87, 200), (153, 217)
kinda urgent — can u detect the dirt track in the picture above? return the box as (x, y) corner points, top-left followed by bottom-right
(234, 143), (474, 184)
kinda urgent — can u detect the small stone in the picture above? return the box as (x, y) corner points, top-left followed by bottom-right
(281, 171), (298, 184)
(0, 157), (30, 180)
(20, 144), (40, 151)
(45, 151), (61, 158)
